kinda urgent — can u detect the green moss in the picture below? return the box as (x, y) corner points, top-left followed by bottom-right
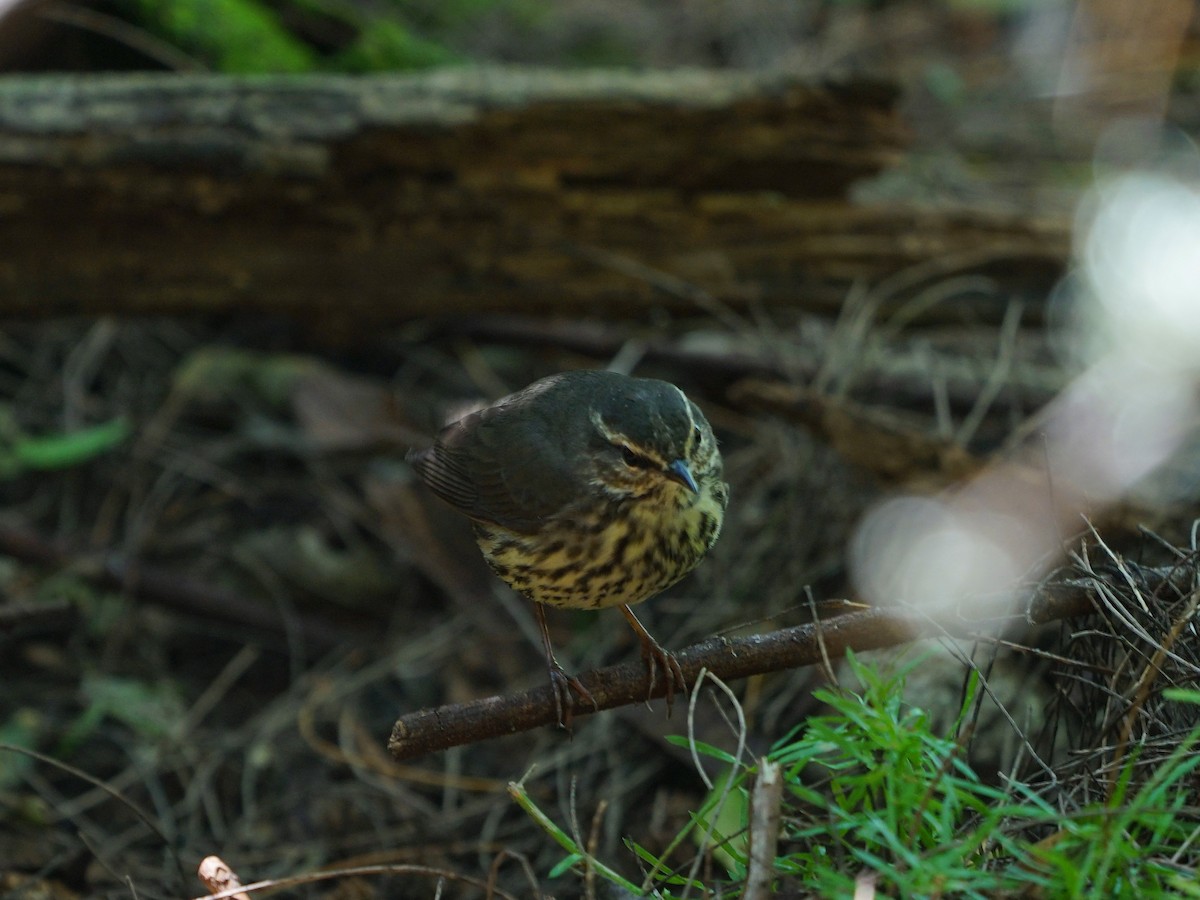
(127, 0), (316, 73)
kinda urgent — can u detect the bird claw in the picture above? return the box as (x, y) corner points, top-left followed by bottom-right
(535, 602), (597, 731)
(620, 604), (689, 715)
(547, 664), (598, 732)
(639, 640), (688, 716)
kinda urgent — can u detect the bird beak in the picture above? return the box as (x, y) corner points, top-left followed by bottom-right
(667, 459), (699, 493)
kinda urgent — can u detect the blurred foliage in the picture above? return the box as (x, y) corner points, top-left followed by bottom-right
(0, 710), (43, 791)
(124, 0), (317, 72)
(170, 346), (316, 408)
(114, 0), (657, 73)
(0, 410), (129, 479)
(519, 657), (1200, 896)
(119, 0), (536, 72)
(59, 674), (187, 755)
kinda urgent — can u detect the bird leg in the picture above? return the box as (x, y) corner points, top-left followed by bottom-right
(620, 605), (688, 714)
(534, 602), (597, 730)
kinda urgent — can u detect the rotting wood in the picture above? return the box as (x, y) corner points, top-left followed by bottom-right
(0, 69), (1067, 329)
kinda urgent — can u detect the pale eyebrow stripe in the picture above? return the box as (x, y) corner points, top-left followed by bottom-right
(674, 385), (698, 455)
(590, 402), (677, 467)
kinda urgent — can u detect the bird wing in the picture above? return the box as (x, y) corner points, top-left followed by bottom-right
(409, 395), (579, 533)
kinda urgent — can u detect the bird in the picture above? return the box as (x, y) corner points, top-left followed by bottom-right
(409, 369), (729, 726)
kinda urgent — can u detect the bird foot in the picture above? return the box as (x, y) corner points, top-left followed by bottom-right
(639, 638), (688, 716)
(619, 605), (689, 715)
(547, 663), (597, 732)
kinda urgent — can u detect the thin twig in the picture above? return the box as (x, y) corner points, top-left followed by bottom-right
(388, 585), (1097, 759)
(39, 2), (206, 71)
(0, 742), (187, 887)
(192, 863), (521, 900)
(0, 523), (368, 651)
(440, 314), (1062, 412)
(1104, 586), (1200, 799)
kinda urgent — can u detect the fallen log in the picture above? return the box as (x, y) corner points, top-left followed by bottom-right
(0, 68), (1066, 327)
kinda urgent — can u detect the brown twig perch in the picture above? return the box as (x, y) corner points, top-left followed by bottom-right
(388, 582), (1096, 759)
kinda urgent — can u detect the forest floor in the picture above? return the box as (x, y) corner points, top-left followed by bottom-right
(3, 2), (1200, 897)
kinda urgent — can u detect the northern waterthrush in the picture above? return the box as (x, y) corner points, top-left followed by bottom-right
(410, 370), (728, 723)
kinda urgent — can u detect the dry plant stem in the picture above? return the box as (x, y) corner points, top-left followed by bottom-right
(586, 799), (609, 900)
(0, 741), (186, 886)
(445, 314), (1062, 412)
(197, 857), (251, 900)
(729, 377), (984, 487)
(0, 523), (366, 651)
(389, 585), (1095, 759)
(1104, 584), (1200, 800)
(191, 864), (520, 900)
(745, 761), (784, 900)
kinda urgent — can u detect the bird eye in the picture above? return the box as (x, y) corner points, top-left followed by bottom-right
(620, 445), (653, 469)
(692, 425), (703, 447)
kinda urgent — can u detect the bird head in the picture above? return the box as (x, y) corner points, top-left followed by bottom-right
(585, 378), (723, 504)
